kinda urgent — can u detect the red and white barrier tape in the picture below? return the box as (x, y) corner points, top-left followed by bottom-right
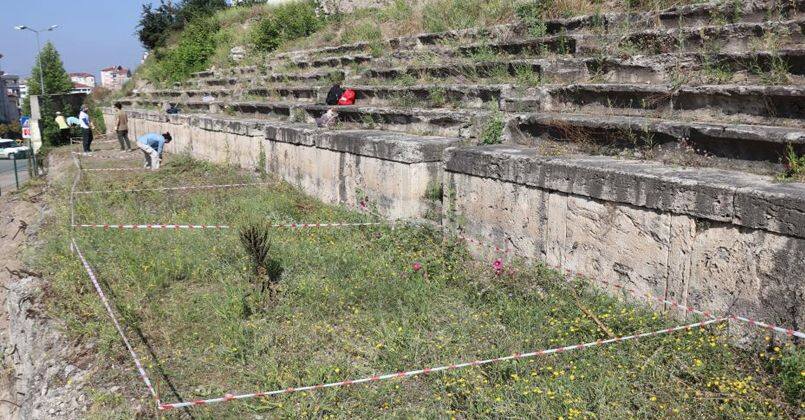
(158, 317), (725, 410)
(456, 233), (805, 339)
(76, 224), (231, 230)
(71, 239), (160, 402)
(82, 167), (145, 172)
(72, 151), (135, 158)
(73, 222), (388, 230)
(74, 182), (274, 195)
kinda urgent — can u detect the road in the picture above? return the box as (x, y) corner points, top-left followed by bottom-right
(0, 158), (30, 193)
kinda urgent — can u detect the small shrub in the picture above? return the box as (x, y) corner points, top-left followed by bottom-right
(778, 144), (805, 181)
(778, 348), (804, 404)
(145, 17), (220, 83)
(251, 0), (322, 53)
(516, 1), (548, 38)
(422, 0), (517, 33)
(391, 92), (417, 108)
(394, 74), (418, 87)
(0, 122), (22, 140)
(239, 222), (284, 304)
(360, 114), (378, 129)
(480, 113), (505, 145)
(514, 64), (541, 85)
(327, 71), (346, 84)
(750, 54), (791, 85)
(424, 181), (444, 202)
(290, 108), (308, 123)
(340, 21), (382, 45)
(469, 45), (498, 62)
(429, 87), (448, 107)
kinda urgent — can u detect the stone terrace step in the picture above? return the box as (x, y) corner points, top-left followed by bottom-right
(142, 84), (505, 110)
(445, 144), (805, 238)
(264, 122), (462, 164)
(184, 17), (801, 85)
(122, 98), (488, 138)
(359, 51), (804, 85)
(605, 19), (804, 55)
(269, 0), (801, 62)
(177, 49), (802, 97)
(291, 53), (373, 69)
(186, 70), (343, 88)
(503, 83), (805, 121)
(454, 19), (803, 58)
(508, 112), (805, 173)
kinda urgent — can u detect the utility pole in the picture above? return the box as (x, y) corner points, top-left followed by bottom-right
(14, 25), (58, 97)
(14, 25), (58, 177)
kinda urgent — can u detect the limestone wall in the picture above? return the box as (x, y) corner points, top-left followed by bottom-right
(104, 109), (804, 334)
(103, 109), (455, 219)
(444, 146), (805, 338)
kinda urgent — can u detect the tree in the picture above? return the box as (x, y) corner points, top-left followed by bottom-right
(22, 42), (72, 112)
(177, 0), (228, 23)
(137, 0), (181, 50)
(21, 42), (76, 147)
(137, 0), (227, 51)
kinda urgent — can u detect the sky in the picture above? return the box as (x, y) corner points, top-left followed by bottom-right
(0, 0), (153, 81)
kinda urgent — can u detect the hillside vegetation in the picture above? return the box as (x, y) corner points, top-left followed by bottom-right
(136, 0), (712, 86)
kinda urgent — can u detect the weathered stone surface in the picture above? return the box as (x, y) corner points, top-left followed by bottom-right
(509, 112), (805, 172)
(264, 122), (460, 163)
(446, 167), (805, 336)
(444, 145), (805, 238)
(105, 108), (456, 219)
(317, 130), (460, 163)
(230, 46), (246, 62)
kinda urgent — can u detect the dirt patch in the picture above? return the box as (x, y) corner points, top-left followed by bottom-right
(0, 148), (146, 419)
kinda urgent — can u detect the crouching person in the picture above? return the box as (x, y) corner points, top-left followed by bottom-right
(136, 132), (172, 170)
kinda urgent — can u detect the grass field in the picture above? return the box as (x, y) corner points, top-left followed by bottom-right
(34, 152), (803, 418)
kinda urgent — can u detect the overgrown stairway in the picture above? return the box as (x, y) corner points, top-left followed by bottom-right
(120, 0), (805, 177)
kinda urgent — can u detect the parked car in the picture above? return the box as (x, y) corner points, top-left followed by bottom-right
(0, 139), (29, 159)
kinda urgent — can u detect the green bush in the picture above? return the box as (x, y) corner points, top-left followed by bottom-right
(516, 1), (548, 37)
(779, 348), (804, 404)
(0, 122), (21, 140)
(146, 17), (220, 83)
(251, 0), (322, 53)
(480, 113), (505, 145)
(422, 0), (516, 33)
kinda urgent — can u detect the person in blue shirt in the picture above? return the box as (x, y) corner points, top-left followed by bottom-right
(136, 132), (172, 170)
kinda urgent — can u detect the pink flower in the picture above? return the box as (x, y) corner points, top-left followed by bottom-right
(412, 262), (422, 272)
(493, 258), (503, 275)
(359, 200), (367, 209)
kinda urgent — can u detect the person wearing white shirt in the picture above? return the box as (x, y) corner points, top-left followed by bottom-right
(78, 105), (93, 153)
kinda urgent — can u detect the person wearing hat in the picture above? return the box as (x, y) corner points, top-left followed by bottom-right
(136, 132), (172, 170)
(54, 112), (70, 145)
(78, 105), (94, 153)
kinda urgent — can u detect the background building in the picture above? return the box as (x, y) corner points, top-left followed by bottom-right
(18, 80), (28, 109)
(69, 72), (96, 88)
(70, 83), (93, 95)
(0, 72), (20, 123)
(100, 66), (130, 90)
(2, 74), (21, 116)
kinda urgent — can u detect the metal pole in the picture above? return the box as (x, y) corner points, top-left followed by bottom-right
(33, 31), (43, 177)
(27, 139), (34, 178)
(35, 30), (46, 97)
(30, 134), (38, 176)
(12, 155), (19, 189)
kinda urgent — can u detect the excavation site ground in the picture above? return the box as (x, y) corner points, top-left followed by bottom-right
(31, 142), (801, 418)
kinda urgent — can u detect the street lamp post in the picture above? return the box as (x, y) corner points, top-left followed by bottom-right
(14, 25), (59, 97)
(14, 25), (58, 177)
